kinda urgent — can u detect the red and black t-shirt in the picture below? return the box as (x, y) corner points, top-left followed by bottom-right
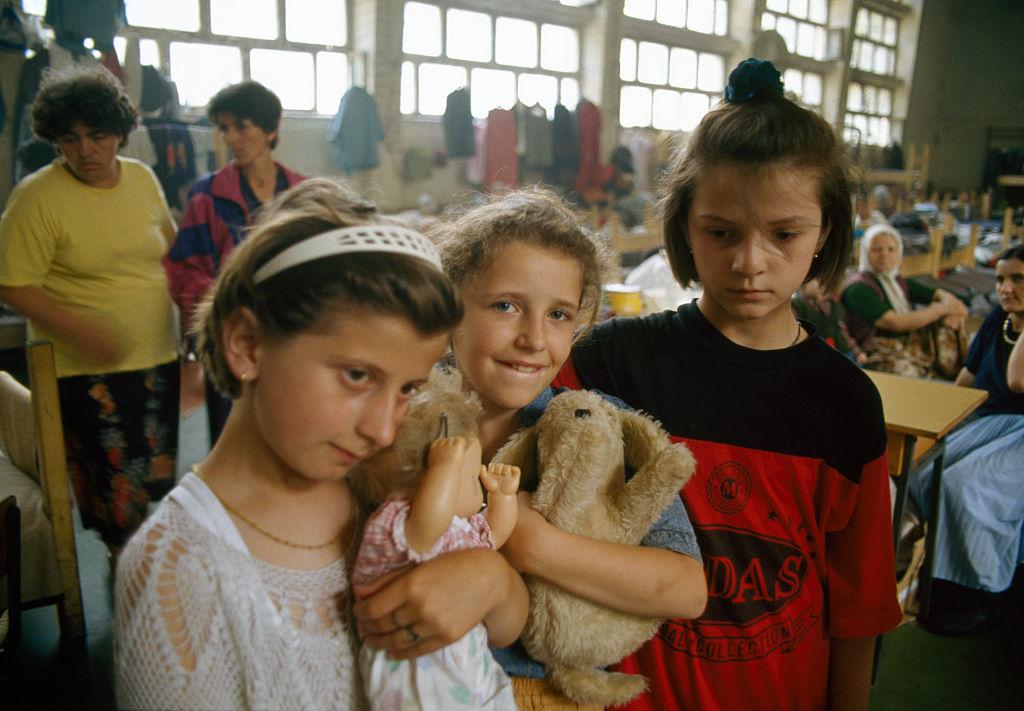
(556, 303), (902, 711)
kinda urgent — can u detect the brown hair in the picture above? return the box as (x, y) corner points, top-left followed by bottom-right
(194, 178), (463, 398)
(31, 64), (137, 148)
(660, 93), (853, 292)
(434, 188), (614, 339)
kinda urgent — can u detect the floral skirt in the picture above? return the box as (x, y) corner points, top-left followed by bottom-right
(865, 323), (967, 380)
(57, 360), (179, 549)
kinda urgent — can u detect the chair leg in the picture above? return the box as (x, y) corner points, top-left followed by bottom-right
(56, 592), (86, 642)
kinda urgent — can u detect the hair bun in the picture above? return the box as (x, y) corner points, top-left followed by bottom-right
(725, 58), (784, 103)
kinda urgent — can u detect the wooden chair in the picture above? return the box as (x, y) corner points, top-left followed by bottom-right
(0, 495), (21, 662)
(0, 341), (84, 642)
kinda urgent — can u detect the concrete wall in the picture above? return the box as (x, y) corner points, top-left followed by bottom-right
(904, 0), (1024, 192)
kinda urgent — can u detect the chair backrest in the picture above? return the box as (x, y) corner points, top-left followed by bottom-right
(24, 341), (84, 640)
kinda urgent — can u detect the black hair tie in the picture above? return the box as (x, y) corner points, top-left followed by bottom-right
(724, 58), (785, 103)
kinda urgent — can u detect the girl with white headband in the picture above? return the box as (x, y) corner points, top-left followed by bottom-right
(114, 178), (528, 710)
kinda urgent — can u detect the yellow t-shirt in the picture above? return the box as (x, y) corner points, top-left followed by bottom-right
(0, 158), (178, 377)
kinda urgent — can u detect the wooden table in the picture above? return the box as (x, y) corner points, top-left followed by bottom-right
(866, 371), (987, 614)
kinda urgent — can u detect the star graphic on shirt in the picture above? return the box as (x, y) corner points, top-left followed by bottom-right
(767, 510), (779, 522)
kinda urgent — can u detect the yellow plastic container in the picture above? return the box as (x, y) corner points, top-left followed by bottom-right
(604, 283), (644, 317)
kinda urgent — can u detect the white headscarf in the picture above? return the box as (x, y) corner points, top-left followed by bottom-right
(859, 223), (912, 314)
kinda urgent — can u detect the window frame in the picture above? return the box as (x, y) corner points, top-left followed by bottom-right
(116, 0), (351, 116)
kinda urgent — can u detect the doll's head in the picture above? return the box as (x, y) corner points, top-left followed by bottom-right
(347, 368), (483, 509)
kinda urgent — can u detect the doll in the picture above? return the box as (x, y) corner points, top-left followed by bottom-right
(350, 370), (521, 711)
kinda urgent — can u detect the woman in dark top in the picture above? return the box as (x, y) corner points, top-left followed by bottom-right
(908, 244), (1024, 636)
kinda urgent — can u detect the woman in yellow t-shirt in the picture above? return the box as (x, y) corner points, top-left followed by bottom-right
(0, 65), (179, 558)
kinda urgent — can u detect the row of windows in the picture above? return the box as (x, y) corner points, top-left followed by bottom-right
(23, 0), (905, 144)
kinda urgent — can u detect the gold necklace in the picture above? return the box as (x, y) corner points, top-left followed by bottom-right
(1004, 316), (1020, 346)
(191, 465), (341, 550)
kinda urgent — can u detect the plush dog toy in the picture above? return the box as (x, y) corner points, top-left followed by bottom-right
(493, 389), (696, 706)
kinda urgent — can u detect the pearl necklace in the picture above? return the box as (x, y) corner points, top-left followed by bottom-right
(1004, 316), (1020, 346)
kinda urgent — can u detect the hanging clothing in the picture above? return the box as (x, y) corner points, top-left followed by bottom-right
(467, 120), (486, 186)
(484, 108), (518, 191)
(143, 118), (197, 209)
(545, 103), (577, 190)
(573, 99), (602, 197)
(45, 0), (124, 54)
(328, 86), (384, 174)
(522, 105), (553, 170)
(443, 87), (474, 158)
(629, 132), (654, 193)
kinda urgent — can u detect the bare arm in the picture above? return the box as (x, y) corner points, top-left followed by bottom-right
(481, 463), (520, 548)
(502, 493), (707, 619)
(874, 300), (961, 333)
(0, 284), (125, 365)
(1008, 328), (1024, 392)
(828, 636), (875, 711)
(405, 437), (472, 553)
(353, 547), (529, 657)
(954, 367), (976, 387)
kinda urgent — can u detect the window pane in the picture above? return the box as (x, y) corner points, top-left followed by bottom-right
(878, 88), (892, 115)
(873, 45), (888, 74)
(859, 41), (873, 70)
(22, 0), (46, 15)
(669, 47), (697, 88)
(560, 77), (579, 109)
(879, 117), (891, 146)
(251, 49), (314, 110)
(652, 88), (681, 131)
(637, 42), (668, 85)
(884, 17), (897, 45)
(620, 85), (652, 128)
(620, 39), (637, 82)
(797, 21), (815, 56)
(113, 37), (127, 65)
(418, 63), (466, 115)
(687, 0), (714, 34)
(446, 9), (491, 62)
(518, 73), (558, 114)
(286, 0), (346, 46)
(680, 91), (709, 131)
(814, 27), (826, 61)
(623, 0), (655, 22)
(696, 53), (723, 92)
(784, 68), (802, 97)
(714, 0), (728, 35)
(170, 43), (242, 107)
(541, 24), (578, 72)
(864, 84), (877, 113)
(809, 0), (827, 24)
(847, 83), (861, 112)
(869, 12), (883, 42)
(401, 62), (416, 114)
(766, 0), (787, 12)
(776, 16), (797, 52)
(855, 9), (868, 36)
(803, 72), (822, 105)
(762, 13), (777, 31)
(316, 52), (348, 114)
(140, 38), (160, 68)
(656, 0), (685, 28)
(471, 68), (515, 117)
(403, 3), (442, 57)
(211, 0), (277, 40)
(495, 17), (537, 68)
(126, 0), (199, 31)
(791, 0), (808, 19)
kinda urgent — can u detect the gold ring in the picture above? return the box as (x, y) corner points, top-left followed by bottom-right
(405, 625), (422, 644)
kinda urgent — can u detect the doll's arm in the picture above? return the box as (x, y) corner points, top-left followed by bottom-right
(405, 437), (469, 553)
(481, 463), (520, 548)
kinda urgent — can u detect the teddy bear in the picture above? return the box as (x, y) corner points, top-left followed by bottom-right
(492, 388), (697, 706)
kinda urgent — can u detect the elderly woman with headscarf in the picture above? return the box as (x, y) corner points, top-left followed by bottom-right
(842, 223), (968, 378)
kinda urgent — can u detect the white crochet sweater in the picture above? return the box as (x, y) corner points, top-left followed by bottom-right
(114, 473), (363, 710)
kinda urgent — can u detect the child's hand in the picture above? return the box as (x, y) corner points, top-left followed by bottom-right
(426, 436), (468, 469)
(480, 463), (520, 495)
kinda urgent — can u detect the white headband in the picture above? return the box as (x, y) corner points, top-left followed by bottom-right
(253, 225), (442, 284)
